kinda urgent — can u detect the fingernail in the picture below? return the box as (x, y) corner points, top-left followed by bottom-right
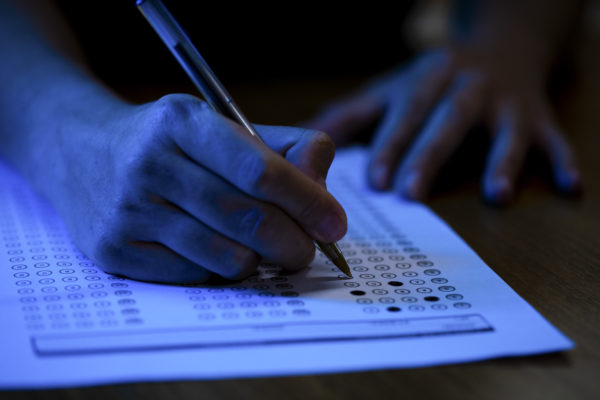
(401, 171), (425, 201)
(486, 176), (513, 204)
(317, 211), (347, 242)
(369, 164), (389, 190)
(557, 169), (582, 195)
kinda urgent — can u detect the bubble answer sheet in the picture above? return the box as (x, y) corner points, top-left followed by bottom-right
(0, 147), (572, 389)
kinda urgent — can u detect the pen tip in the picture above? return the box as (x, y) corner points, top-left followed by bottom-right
(334, 256), (352, 278)
(314, 241), (352, 278)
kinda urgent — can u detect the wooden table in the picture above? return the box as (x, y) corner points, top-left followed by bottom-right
(6, 27), (599, 400)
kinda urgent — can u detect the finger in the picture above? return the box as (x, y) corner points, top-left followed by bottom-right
(148, 153), (316, 271)
(99, 240), (212, 284)
(535, 116), (582, 194)
(257, 125), (335, 186)
(170, 105), (347, 243)
(151, 206), (263, 280)
(482, 105), (529, 204)
(368, 51), (455, 190)
(393, 72), (487, 200)
(302, 93), (383, 145)
(104, 195), (261, 280)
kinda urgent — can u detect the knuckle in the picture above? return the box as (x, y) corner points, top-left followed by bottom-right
(147, 94), (209, 143)
(122, 148), (160, 190)
(192, 100), (219, 130)
(243, 153), (282, 195)
(152, 93), (201, 123)
(120, 136), (177, 193)
(119, 127), (166, 191)
(112, 193), (143, 218)
(238, 205), (276, 241)
(140, 94), (212, 151)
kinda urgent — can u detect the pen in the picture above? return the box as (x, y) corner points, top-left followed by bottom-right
(136, 0), (352, 278)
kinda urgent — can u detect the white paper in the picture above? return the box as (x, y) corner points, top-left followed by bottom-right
(0, 147), (572, 389)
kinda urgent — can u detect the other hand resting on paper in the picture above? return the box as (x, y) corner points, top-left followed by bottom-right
(305, 1), (582, 205)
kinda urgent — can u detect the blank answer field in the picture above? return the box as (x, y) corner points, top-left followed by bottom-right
(32, 314), (493, 356)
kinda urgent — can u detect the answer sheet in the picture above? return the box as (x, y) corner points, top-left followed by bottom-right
(0, 148), (572, 389)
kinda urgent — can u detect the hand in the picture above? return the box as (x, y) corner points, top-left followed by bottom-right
(305, 49), (582, 204)
(49, 94), (346, 283)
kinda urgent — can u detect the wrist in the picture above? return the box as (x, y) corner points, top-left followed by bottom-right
(2, 68), (129, 208)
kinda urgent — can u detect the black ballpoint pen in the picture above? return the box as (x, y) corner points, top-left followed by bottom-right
(136, 0), (352, 278)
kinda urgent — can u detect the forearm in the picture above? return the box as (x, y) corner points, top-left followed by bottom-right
(0, 1), (125, 201)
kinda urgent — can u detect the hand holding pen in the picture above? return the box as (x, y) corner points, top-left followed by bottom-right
(135, 0), (351, 279)
(0, 0), (349, 284)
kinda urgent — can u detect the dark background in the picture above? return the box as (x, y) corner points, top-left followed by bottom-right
(56, 0), (416, 89)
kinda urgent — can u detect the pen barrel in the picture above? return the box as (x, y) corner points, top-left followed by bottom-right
(171, 42), (233, 116)
(137, 0), (264, 143)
